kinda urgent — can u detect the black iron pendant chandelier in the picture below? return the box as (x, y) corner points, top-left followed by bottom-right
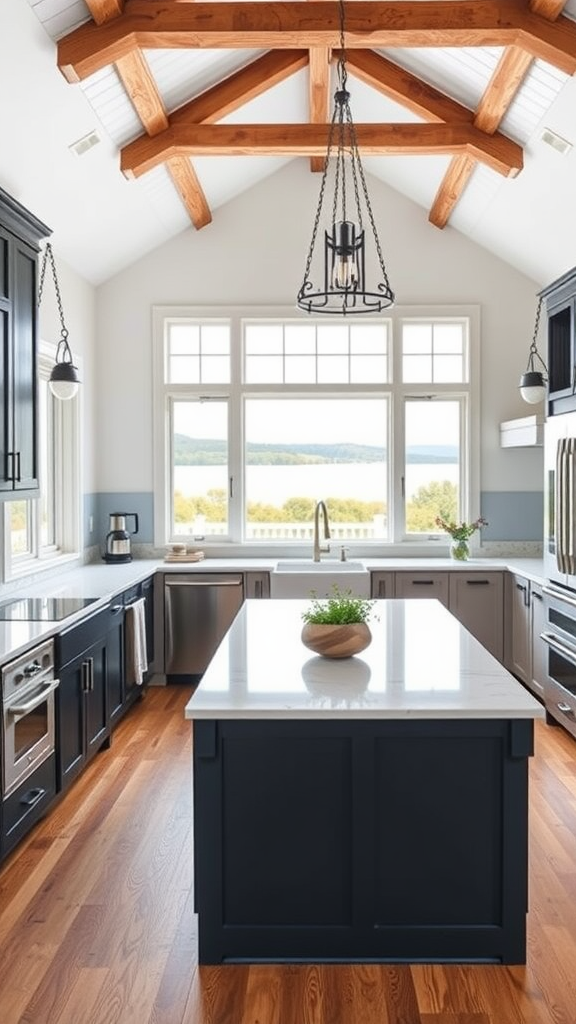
(519, 296), (548, 404)
(38, 242), (80, 400)
(297, 0), (395, 315)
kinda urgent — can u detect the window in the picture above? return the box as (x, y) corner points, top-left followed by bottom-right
(3, 347), (81, 579)
(153, 306), (479, 551)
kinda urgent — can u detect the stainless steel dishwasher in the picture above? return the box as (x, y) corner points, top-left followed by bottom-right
(164, 574), (244, 678)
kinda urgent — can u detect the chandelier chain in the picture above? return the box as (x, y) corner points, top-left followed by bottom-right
(38, 242), (69, 342)
(529, 296), (543, 356)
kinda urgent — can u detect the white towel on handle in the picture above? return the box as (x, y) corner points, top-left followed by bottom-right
(125, 598), (148, 685)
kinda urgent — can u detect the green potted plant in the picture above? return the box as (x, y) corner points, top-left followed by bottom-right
(301, 586), (375, 658)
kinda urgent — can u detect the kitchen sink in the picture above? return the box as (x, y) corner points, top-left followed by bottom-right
(270, 560), (370, 598)
(274, 559), (366, 573)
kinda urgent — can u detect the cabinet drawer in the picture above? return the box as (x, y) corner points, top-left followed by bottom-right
(57, 606), (111, 667)
(545, 675), (576, 739)
(394, 572), (449, 607)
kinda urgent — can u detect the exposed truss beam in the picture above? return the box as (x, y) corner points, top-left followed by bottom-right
(58, 2), (576, 83)
(430, 0), (567, 228)
(121, 122), (523, 178)
(309, 46), (331, 173)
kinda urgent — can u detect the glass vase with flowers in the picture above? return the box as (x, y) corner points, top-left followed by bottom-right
(435, 515), (488, 561)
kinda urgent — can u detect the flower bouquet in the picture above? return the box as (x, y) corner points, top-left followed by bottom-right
(435, 515), (488, 561)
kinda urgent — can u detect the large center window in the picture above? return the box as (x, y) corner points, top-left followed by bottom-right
(153, 306), (478, 551)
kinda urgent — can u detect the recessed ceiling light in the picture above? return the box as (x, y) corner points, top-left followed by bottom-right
(540, 128), (572, 155)
(68, 130), (101, 157)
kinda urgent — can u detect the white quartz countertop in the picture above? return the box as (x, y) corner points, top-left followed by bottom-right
(0, 555), (545, 664)
(184, 599), (545, 721)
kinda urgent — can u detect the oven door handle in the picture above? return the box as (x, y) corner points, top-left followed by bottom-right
(9, 678), (60, 718)
(542, 583), (576, 609)
(541, 631), (576, 666)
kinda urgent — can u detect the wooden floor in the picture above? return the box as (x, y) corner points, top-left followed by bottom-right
(1, 686), (576, 1024)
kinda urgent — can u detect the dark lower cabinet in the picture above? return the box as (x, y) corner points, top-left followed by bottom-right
(194, 717), (534, 965)
(1, 755), (56, 859)
(109, 574), (155, 727)
(56, 607), (111, 792)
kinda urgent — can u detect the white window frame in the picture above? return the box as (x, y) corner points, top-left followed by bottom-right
(1, 343), (82, 581)
(153, 304), (480, 555)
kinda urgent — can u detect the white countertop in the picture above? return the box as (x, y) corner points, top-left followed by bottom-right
(0, 555), (546, 664)
(184, 599), (545, 721)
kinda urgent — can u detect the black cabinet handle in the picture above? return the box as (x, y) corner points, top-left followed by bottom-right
(515, 582), (527, 591)
(532, 590), (543, 601)
(411, 580), (435, 585)
(15, 451), (21, 482)
(20, 787), (46, 808)
(82, 660), (90, 692)
(466, 579), (490, 585)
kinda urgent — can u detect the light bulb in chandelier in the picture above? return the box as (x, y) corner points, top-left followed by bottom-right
(48, 332), (80, 401)
(331, 221), (360, 290)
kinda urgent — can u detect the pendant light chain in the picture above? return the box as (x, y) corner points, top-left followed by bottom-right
(38, 242), (70, 348)
(528, 296), (543, 359)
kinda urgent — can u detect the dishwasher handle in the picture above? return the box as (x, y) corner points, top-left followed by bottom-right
(164, 579), (243, 587)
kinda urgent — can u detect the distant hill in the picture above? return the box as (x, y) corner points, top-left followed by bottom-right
(174, 435), (458, 466)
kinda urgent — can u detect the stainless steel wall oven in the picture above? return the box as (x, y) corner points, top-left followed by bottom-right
(2, 638), (59, 799)
(542, 584), (576, 739)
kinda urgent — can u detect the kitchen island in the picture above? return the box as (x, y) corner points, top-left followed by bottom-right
(184, 598), (544, 965)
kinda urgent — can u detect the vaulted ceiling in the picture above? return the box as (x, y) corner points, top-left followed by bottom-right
(4, 0), (576, 284)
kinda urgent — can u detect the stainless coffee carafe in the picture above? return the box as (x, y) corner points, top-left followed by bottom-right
(103, 512), (139, 564)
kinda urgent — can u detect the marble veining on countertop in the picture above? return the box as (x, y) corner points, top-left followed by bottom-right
(184, 599), (545, 722)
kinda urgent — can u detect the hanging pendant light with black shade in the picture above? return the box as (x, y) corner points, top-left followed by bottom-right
(297, 0), (395, 315)
(38, 242), (80, 400)
(519, 296), (548, 404)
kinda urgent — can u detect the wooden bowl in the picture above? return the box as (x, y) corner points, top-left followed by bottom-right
(301, 622), (371, 659)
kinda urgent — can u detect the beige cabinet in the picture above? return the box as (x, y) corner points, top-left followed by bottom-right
(244, 572), (270, 599)
(370, 572), (395, 599)
(448, 572), (504, 661)
(505, 573), (546, 699)
(504, 573), (531, 682)
(529, 582), (546, 699)
(393, 572), (449, 608)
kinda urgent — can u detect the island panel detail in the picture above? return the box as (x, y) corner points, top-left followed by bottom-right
(193, 716), (532, 964)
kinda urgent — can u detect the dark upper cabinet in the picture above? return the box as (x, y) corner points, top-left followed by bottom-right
(0, 189), (50, 497)
(542, 266), (576, 416)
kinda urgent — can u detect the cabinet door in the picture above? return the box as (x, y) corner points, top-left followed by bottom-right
(11, 237), (39, 492)
(245, 572), (270, 598)
(107, 600), (125, 727)
(370, 572), (395, 599)
(529, 584), (546, 699)
(57, 655), (85, 791)
(85, 641), (109, 758)
(449, 572), (504, 661)
(0, 302), (10, 493)
(505, 573), (531, 682)
(394, 572), (449, 608)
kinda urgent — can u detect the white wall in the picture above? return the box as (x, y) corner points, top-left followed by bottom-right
(95, 159), (544, 496)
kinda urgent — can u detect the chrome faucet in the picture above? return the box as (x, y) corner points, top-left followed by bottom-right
(313, 500), (331, 562)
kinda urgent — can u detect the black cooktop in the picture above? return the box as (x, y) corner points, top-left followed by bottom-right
(0, 597), (98, 622)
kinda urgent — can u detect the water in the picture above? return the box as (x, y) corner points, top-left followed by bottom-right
(174, 462), (458, 502)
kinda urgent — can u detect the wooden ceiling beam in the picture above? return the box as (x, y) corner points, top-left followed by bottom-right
(343, 51), (475, 124)
(309, 46), (331, 173)
(166, 157), (212, 229)
(121, 122), (523, 178)
(57, 1), (576, 83)
(83, 0), (125, 24)
(171, 50), (309, 126)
